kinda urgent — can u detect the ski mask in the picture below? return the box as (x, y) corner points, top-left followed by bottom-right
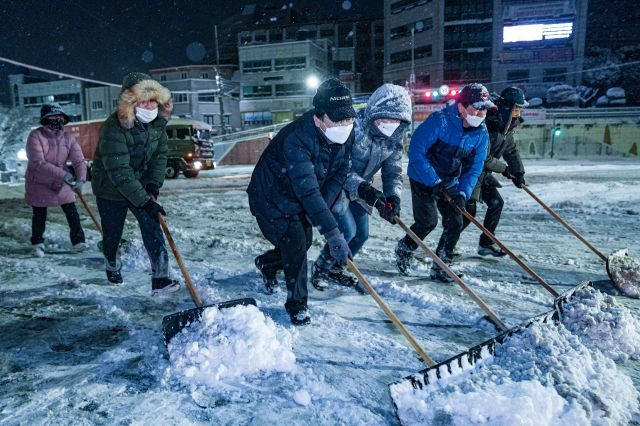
(46, 118), (65, 131)
(135, 107), (158, 124)
(322, 123), (353, 144)
(377, 121), (400, 138)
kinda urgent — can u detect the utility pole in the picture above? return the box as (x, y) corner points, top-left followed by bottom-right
(410, 27), (416, 134)
(214, 25), (225, 135)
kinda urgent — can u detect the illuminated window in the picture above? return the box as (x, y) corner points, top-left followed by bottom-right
(503, 22), (573, 43)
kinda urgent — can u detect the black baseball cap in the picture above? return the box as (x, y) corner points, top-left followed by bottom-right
(312, 78), (356, 122)
(458, 83), (495, 110)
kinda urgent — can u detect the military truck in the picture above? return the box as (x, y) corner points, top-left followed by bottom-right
(66, 117), (216, 180)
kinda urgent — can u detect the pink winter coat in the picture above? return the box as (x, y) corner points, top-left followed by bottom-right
(25, 126), (87, 207)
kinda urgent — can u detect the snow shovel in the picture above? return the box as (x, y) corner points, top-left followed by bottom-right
(74, 189), (128, 251)
(347, 259), (436, 367)
(157, 211), (257, 344)
(444, 193), (560, 298)
(395, 217), (508, 332)
(521, 184), (640, 292)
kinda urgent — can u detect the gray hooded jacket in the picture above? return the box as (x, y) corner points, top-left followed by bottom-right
(340, 84), (411, 213)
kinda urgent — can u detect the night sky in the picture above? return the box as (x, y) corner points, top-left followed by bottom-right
(0, 0), (381, 104)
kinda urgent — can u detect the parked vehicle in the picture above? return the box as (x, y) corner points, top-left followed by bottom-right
(64, 118), (216, 180)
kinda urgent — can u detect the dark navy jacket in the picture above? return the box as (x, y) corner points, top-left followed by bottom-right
(247, 110), (352, 244)
(407, 103), (488, 200)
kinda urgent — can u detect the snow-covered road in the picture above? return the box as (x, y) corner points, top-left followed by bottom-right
(0, 160), (639, 424)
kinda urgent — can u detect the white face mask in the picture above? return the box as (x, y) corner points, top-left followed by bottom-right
(377, 122), (400, 137)
(135, 107), (158, 124)
(323, 123), (353, 144)
(463, 112), (485, 127)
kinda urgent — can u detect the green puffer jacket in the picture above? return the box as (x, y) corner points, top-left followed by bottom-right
(91, 113), (168, 207)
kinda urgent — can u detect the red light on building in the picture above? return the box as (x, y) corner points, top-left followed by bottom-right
(424, 91), (432, 97)
(450, 89), (458, 96)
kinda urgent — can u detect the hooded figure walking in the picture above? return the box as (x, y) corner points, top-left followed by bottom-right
(461, 86), (528, 257)
(311, 83), (411, 290)
(91, 72), (179, 294)
(248, 78), (355, 325)
(25, 103), (88, 256)
(395, 83), (491, 282)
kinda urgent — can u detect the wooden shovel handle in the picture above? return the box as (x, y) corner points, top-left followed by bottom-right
(444, 193), (560, 298)
(157, 212), (203, 307)
(75, 190), (102, 234)
(347, 259), (436, 367)
(396, 218), (508, 332)
(522, 185), (607, 261)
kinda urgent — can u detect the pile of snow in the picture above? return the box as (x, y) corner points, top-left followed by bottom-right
(390, 321), (639, 425)
(561, 286), (640, 360)
(166, 304), (296, 387)
(607, 249), (640, 298)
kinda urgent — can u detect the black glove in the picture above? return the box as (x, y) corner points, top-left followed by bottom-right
(501, 166), (513, 179)
(358, 182), (386, 209)
(378, 195), (401, 224)
(324, 228), (352, 267)
(432, 182), (458, 200)
(450, 194), (466, 211)
(143, 199), (166, 221)
(512, 173), (525, 188)
(145, 183), (160, 199)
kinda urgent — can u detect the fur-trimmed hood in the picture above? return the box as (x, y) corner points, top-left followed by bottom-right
(117, 77), (173, 129)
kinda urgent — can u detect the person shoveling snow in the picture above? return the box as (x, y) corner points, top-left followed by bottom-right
(165, 304), (296, 386)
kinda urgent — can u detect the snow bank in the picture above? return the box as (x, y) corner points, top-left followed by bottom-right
(166, 305), (296, 386)
(561, 286), (640, 360)
(390, 321), (639, 425)
(607, 249), (640, 298)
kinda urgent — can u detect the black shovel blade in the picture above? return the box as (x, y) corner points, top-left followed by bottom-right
(162, 297), (257, 345)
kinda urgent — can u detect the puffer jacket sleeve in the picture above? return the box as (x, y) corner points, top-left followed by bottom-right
(381, 143), (404, 198)
(344, 123), (366, 198)
(458, 130), (488, 200)
(146, 125), (168, 187)
(26, 130), (66, 189)
(502, 132), (524, 175)
(99, 124), (149, 207)
(407, 115), (441, 187)
(283, 133), (338, 236)
(67, 133), (87, 182)
(484, 155), (508, 174)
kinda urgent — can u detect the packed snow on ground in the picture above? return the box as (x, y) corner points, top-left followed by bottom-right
(0, 160), (639, 424)
(390, 320), (640, 425)
(165, 304), (296, 386)
(607, 249), (640, 298)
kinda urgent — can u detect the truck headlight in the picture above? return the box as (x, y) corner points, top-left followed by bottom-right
(193, 161), (202, 170)
(17, 149), (27, 161)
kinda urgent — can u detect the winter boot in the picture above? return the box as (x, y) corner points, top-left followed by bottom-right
(105, 258), (123, 284)
(31, 243), (45, 257)
(71, 242), (89, 252)
(311, 264), (330, 291)
(152, 277), (181, 295)
(478, 243), (507, 257)
(254, 256), (279, 294)
(395, 239), (415, 275)
(289, 309), (311, 326)
(430, 251), (454, 283)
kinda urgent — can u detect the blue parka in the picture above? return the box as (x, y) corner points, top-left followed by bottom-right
(407, 103), (488, 200)
(247, 110), (352, 244)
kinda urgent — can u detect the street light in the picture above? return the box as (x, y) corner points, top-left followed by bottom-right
(550, 127), (562, 158)
(306, 75), (320, 90)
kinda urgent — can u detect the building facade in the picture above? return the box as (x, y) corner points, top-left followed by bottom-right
(149, 65), (241, 132)
(238, 40), (330, 127)
(9, 74), (87, 122)
(384, 0), (589, 99)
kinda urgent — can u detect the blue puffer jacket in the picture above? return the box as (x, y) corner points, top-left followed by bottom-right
(247, 110), (352, 244)
(343, 84), (411, 212)
(407, 103), (488, 200)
